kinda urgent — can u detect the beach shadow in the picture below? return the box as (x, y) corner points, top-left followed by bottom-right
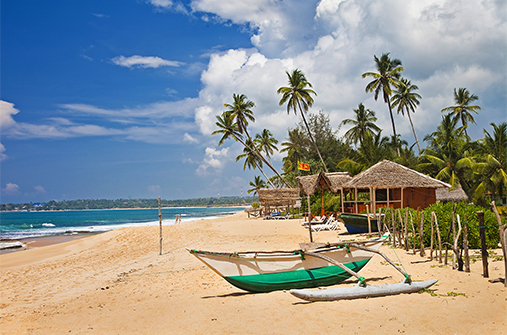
(410, 259), (433, 264)
(201, 291), (258, 299)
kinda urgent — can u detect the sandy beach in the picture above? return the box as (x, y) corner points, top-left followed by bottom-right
(1, 212), (505, 334)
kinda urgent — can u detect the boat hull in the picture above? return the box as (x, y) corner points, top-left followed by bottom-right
(189, 238), (385, 293)
(338, 213), (379, 234)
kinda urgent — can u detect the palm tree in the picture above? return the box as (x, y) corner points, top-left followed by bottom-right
(218, 96), (292, 188)
(340, 103), (381, 146)
(441, 88), (481, 137)
(224, 93), (256, 142)
(248, 176), (268, 198)
(391, 78), (422, 153)
(277, 69), (328, 172)
(473, 122), (507, 202)
(336, 131), (393, 175)
(362, 53), (404, 155)
(419, 114), (474, 192)
(280, 128), (308, 174)
(236, 138), (275, 188)
(255, 129), (278, 166)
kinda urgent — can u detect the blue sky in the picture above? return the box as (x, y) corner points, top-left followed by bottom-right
(1, 0), (506, 203)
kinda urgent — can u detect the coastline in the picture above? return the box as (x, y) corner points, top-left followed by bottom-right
(0, 212), (505, 334)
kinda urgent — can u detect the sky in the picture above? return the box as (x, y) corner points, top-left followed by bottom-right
(1, 0), (506, 204)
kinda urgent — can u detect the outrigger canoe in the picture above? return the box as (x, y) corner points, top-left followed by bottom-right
(338, 213), (380, 234)
(187, 235), (387, 293)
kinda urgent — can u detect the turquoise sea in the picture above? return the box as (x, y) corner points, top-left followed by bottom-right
(0, 207), (245, 242)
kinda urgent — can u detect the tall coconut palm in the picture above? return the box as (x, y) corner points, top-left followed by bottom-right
(473, 122), (507, 202)
(419, 114), (474, 192)
(277, 69), (328, 172)
(255, 129), (278, 166)
(391, 78), (422, 153)
(236, 138), (275, 188)
(224, 93), (256, 142)
(280, 128), (308, 174)
(220, 95), (292, 188)
(248, 176), (268, 198)
(340, 103), (381, 146)
(441, 88), (481, 137)
(362, 53), (404, 156)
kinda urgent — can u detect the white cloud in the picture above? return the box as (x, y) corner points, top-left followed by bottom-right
(2, 183), (20, 195)
(183, 132), (199, 143)
(196, 147), (229, 175)
(34, 185), (46, 193)
(111, 55), (183, 68)
(0, 100), (20, 130)
(0, 143), (6, 161)
(148, 185), (161, 193)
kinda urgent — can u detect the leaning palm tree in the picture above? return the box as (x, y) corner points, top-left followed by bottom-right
(255, 129), (278, 166)
(340, 103), (381, 146)
(391, 78), (422, 153)
(441, 88), (481, 137)
(220, 93), (291, 187)
(362, 53), (404, 155)
(237, 138), (275, 188)
(277, 69), (328, 172)
(248, 176), (268, 198)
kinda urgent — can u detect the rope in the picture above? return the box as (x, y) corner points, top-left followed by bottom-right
(464, 221), (502, 229)
(390, 244), (408, 274)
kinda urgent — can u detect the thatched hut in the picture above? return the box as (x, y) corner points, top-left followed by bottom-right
(341, 160), (451, 213)
(436, 185), (468, 203)
(257, 188), (300, 215)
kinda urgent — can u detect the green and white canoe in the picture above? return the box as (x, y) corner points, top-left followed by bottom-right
(188, 236), (386, 293)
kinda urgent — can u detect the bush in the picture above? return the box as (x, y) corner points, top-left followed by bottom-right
(380, 202), (502, 249)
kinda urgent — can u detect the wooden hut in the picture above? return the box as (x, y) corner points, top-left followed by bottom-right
(341, 160), (451, 214)
(435, 184), (468, 203)
(297, 172), (352, 216)
(257, 188), (300, 215)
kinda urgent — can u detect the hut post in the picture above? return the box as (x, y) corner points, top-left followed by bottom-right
(478, 211), (488, 278)
(366, 204), (372, 234)
(320, 188), (325, 217)
(433, 212), (443, 263)
(307, 195), (313, 242)
(378, 207), (383, 236)
(452, 208), (457, 269)
(387, 187), (390, 209)
(340, 188), (344, 213)
(354, 188), (358, 214)
(419, 211), (425, 257)
(401, 187), (404, 209)
(463, 213), (470, 273)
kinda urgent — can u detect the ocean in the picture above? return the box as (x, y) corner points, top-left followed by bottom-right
(0, 207), (245, 244)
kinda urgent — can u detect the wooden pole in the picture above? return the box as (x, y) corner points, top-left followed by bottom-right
(378, 207), (383, 236)
(307, 195), (313, 242)
(452, 207), (457, 269)
(430, 210), (434, 261)
(158, 197), (162, 255)
(477, 211), (489, 278)
(490, 201), (507, 287)
(454, 214), (463, 271)
(410, 211), (416, 255)
(419, 211), (425, 257)
(433, 212), (442, 263)
(404, 209), (409, 252)
(366, 204), (372, 234)
(463, 213), (470, 273)
(445, 205), (456, 265)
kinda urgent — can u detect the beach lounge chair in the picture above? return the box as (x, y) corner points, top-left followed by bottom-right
(310, 217), (339, 232)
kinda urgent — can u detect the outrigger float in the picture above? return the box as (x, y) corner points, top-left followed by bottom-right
(189, 233), (438, 300)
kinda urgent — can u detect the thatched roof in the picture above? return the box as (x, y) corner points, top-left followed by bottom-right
(344, 160), (451, 189)
(297, 172), (352, 196)
(436, 185), (468, 202)
(258, 188), (300, 207)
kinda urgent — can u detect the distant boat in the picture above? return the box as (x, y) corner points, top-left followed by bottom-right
(338, 213), (380, 234)
(188, 236), (386, 293)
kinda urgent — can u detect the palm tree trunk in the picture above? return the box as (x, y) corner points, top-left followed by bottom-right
(296, 102), (329, 172)
(241, 132), (293, 188)
(385, 91), (400, 157)
(257, 164), (275, 188)
(406, 107), (421, 154)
